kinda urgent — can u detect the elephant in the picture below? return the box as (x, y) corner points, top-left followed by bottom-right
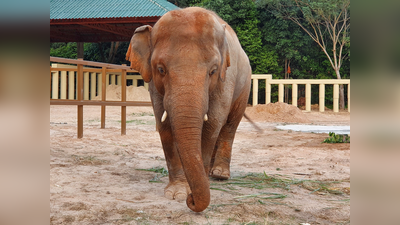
(126, 7), (251, 212)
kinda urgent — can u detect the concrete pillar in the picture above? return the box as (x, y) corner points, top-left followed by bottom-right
(278, 83), (284, 102)
(60, 71), (67, 99)
(117, 75), (121, 86)
(68, 71), (75, 99)
(333, 84), (339, 112)
(319, 84), (325, 112)
(133, 78), (138, 87)
(51, 72), (59, 99)
(144, 82), (149, 90)
(252, 79), (258, 106)
(106, 74), (110, 85)
(292, 84), (298, 107)
(84, 72), (89, 100)
(305, 83), (311, 111)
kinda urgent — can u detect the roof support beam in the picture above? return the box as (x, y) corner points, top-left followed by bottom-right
(80, 23), (133, 38)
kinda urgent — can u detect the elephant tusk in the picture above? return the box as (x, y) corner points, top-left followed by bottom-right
(204, 114), (208, 122)
(161, 111), (167, 122)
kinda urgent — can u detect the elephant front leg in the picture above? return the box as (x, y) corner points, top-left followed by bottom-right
(159, 126), (190, 201)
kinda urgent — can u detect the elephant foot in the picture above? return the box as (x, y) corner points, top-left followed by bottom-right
(164, 181), (190, 202)
(210, 165), (230, 180)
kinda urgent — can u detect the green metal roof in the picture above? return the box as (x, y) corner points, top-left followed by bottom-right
(50, 0), (179, 20)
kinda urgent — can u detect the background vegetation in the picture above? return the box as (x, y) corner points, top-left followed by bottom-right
(50, 0), (350, 107)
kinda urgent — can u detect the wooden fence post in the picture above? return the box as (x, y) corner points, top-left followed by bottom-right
(252, 78), (258, 106)
(101, 67), (106, 129)
(265, 76), (271, 104)
(60, 71), (67, 99)
(292, 84), (298, 107)
(278, 84), (284, 102)
(97, 73), (102, 99)
(305, 83), (311, 111)
(77, 59), (84, 138)
(347, 84), (350, 112)
(319, 84), (325, 112)
(51, 71), (59, 99)
(333, 84), (339, 113)
(84, 72), (89, 100)
(121, 69), (127, 135)
(68, 71), (75, 99)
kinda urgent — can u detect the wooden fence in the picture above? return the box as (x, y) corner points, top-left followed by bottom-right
(251, 74), (350, 113)
(50, 58), (350, 138)
(50, 56), (152, 138)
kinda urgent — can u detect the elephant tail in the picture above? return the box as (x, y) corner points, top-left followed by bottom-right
(243, 113), (263, 133)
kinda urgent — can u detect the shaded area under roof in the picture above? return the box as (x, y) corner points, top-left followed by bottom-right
(50, 0), (179, 42)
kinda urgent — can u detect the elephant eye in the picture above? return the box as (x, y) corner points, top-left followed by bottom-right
(209, 69), (217, 76)
(158, 67), (165, 75)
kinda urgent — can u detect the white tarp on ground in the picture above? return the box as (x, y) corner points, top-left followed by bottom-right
(276, 125), (350, 135)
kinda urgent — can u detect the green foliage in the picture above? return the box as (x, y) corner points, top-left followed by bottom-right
(50, 42), (77, 59)
(84, 42), (130, 64)
(323, 132), (350, 143)
(167, 0), (202, 7)
(201, 0), (279, 74)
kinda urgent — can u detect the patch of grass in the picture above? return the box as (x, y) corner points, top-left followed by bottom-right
(118, 119), (147, 125)
(234, 192), (287, 200)
(212, 172), (347, 196)
(71, 155), (109, 166)
(136, 167), (169, 183)
(323, 132), (350, 143)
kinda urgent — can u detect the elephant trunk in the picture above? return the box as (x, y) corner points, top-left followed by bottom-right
(167, 91), (210, 212)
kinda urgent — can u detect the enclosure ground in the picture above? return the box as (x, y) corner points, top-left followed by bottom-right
(50, 105), (350, 225)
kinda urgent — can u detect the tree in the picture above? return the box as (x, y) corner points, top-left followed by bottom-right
(258, 9), (314, 102)
(260, 0), (350, 109)
(200, 0), (280, 74)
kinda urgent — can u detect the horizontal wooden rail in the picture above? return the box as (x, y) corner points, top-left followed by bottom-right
(50, 100), (152, 107)
(50, 56), (138, 71)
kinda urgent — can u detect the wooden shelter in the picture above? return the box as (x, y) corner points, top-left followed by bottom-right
(50, 0), (178, 42)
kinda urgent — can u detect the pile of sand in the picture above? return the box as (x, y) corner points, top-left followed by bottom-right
(299, 104), (331, 111)
(245, 102), (310, 123)
(93, 85), (151, 101)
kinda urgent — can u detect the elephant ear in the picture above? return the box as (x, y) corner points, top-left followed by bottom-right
(126, 25), (153, 83)
(219, 24), (230, 82)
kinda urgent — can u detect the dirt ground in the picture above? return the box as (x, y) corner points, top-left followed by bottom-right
(50, 103), (350, 225)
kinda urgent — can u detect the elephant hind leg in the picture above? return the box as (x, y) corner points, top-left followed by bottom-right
(210, 92), (248, 180)
(210, 138), (233, 180)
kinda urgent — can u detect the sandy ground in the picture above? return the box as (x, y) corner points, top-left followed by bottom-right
(50, 104), (350, 225)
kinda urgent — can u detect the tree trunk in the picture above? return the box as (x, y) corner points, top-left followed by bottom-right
(339, 84), (345, 110)
(335, 69), (345, 110)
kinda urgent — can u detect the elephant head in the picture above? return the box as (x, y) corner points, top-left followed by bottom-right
(126, 7), (230, 212)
